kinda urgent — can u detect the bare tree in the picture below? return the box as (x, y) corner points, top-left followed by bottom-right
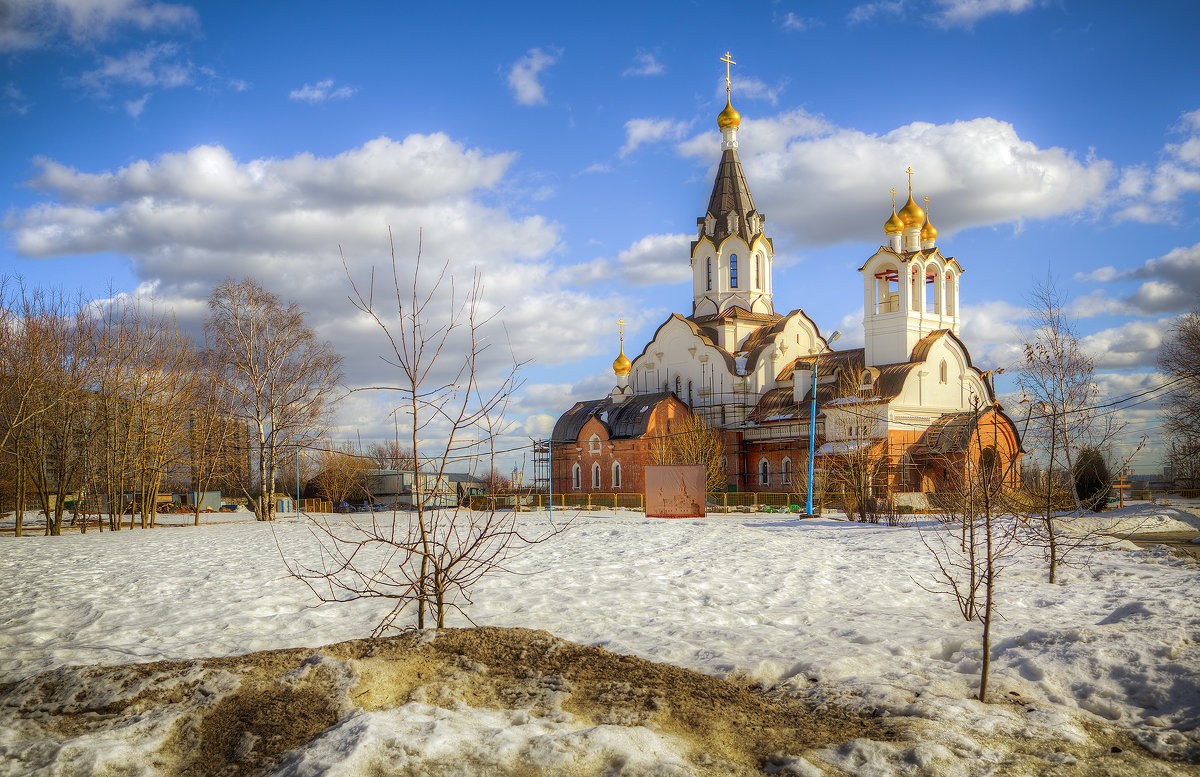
(1017, 278), (1143, 582)
(649, 413), (727, 497)
(918, 396), (1020, 703)
(205, 278), (343, 521)
(821, 367), (886, 522)
(365, 439), (416, 472)
(310, 441), (372, 505)
(284, 232), (566, 633)
(1159, 308), (1200, 488)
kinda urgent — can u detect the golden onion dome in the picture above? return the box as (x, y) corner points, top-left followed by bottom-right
(885, 209), (904, 235)
(613, 349), (632, 376)
(921, 216), (937, 242)
(898, 194), (925, 228)
(717, 97), (741, 130)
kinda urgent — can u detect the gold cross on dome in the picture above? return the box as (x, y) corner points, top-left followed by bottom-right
(721, 51), (736, 89)
(891, 187), (897, 208)
(617, 318), (625, 344)
(905, 166), (915, 193)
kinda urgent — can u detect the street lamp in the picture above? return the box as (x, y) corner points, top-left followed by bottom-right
(806, 330), (841, 517)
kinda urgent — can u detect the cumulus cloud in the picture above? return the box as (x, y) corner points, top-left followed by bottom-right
(721, 76), (786, 106)
(1072, 242), (1200, 317)
(1081, 318), (1174, 369)
(623, 52), (663, 77)
(0, 0), (197, 51)
(571, 233), (691, 286)
(1114, 108), (1200, 222)
(289, 79), (356, 103)
(678, 113), (1110, 246)
(507, 47), (558, 106)
(619, 118), (692, 158)
(4, 133), (633, 440)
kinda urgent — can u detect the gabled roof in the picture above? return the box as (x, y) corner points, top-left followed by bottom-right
(857, 245), (963, 273)
(551, 391), (677, 444)
(635, 314), (738, 374)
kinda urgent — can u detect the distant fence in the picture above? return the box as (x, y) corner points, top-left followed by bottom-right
(298, 499), (332, 514)
(463, 492), (829, 514)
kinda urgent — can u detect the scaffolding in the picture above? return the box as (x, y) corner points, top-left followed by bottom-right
(532, 439), (550, 492)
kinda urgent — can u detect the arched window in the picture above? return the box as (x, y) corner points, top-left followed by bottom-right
(781, 457), (793, 485)
(706, 258), (712, 291)
(939, 360), (948, 384)
(687, 380), (693, 406)
(730, 253), (738, 288)
(754, 254), (760, 288)
(572, 463), (581, 490)
(675, 376), (682, 396)
(592, 462), (601, 489)
(612, 461), (622, 489)
(589, 433), (601, 453)
(759, 458), (770, 486)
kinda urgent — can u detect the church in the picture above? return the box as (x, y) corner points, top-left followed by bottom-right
(551, 60), (1022, 508)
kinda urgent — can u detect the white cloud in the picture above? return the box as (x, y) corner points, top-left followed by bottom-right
(571, 233), (691, 286)
(1072, 242), (1200, 317)
(1114, 108), (1200, 223)
(723, 76), (786, 106)
(679, 113), (1111, 246)
(781, 12), (810, 31)
(0, 0), (197, 51)
(124, 92), (149, 117)
(3, 82), (32, 115)
(78, 42), (193, 94)
(4, 133), (635, 416)
(289, 79), (357, 103)
(507, 48), (558, 106)
(933, 0), (1038, 28)
(1081, 318), (1173, 369)
(623, 52), (663, 77)
(619, 118), (692, 158)
(847, 0), (1039, 28)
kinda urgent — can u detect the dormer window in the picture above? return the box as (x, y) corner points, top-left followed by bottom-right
(727, 212), (738, 234)
(705, 215), (715, 236)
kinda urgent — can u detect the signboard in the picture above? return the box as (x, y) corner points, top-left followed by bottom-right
(645, 465), (706, 518)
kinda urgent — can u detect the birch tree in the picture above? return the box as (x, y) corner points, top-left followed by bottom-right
(205, 278), (343, 521)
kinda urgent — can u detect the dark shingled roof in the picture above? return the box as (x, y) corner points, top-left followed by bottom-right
(551, 391), (676, 444)
(700, 148), (764, 246)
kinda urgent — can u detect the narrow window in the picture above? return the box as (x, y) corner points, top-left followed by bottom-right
(572, 463), (581, 490)
(755, 255), (761, 289)
(939, 360), (948, 384)
(706, 258), (712, 291)
(782, 457), (793, 485)
(592, 462), (601, 489)
(730, 253), (738, 288)
(589, 433), (601, 453)
(612, 461), (622, 489)
(759, 459), (769, 486)
(687, 380), (693, 406)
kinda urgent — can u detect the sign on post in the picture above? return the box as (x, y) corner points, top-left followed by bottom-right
(645, 465), (706, 518)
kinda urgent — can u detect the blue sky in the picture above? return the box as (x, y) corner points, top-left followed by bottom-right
(3, 0), (1198, 473)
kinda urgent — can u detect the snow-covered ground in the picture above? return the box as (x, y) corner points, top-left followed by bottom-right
(1, 503), (1198, 775)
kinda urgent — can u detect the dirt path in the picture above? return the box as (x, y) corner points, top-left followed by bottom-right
(1114, 530), (1200, 561)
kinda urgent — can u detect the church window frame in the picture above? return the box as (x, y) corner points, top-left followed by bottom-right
(588, 433), (601, 454)
(706, 258), (712, 291)
(781, 457), (793, 486)
(687, 380), (694, 406)
(939, 360), (948, 384)
(592, 462), (601, 489)
(612, 461), (622, 489)
(730, 253), (738, 288)
(572, 463), (581, 490)
(675, 376), (682, 397)
(759, 458), (770, 486)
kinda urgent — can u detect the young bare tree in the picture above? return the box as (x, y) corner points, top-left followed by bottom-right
(918, 396), (1020, 703)
(184, 352), (244, 525)
(205, 278), (343, 521)
(649, 413), (727, 497)
(284, 232), (566, 633)
(1159, 307), (1200, 488)
(1017, 278), (1143, 582)
(822, 368), (885, 522)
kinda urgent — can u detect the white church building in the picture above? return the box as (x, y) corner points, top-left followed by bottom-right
(552, 64), (1022, 503)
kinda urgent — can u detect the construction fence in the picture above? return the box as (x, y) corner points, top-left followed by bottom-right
(464, 492), (830, 514)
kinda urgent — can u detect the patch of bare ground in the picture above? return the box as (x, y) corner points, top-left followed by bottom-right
(1114, 531), (1200, 562)
(0, 627), (1196, 776)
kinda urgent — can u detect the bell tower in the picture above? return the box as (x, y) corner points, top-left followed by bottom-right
(689, 51), (775, 325)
